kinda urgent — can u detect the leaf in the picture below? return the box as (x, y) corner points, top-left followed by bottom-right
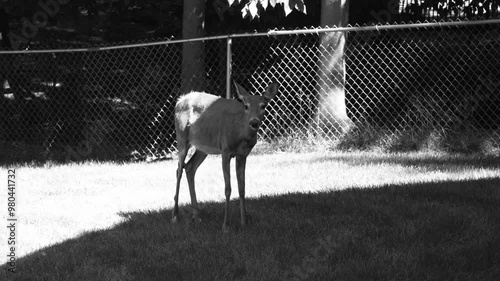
(284, 0), (307, 15)
(241, 4), (248, 18)
(248, 0), (259, 18)
(293, 0), (307, 14)
(239, 0), (306, 18)
(260, 0), (268, 10)
(227, 0), (236, 6)
(283, 1), (293, 16)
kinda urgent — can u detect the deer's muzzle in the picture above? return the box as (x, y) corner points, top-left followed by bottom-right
(249, 119), (261, 131)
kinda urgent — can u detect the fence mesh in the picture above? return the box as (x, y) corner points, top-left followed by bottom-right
(344, 22), (500, 151)
(1, 20), (499, 162)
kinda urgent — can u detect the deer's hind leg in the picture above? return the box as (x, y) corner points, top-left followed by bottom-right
(172, 141), (189, 223)
(184, 149), (208, 221)
(221, 153), (232, 232)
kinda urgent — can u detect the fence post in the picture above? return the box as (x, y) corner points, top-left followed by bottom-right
(226, 36), (232, 99)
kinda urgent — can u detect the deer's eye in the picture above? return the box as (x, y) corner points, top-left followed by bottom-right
(244, 104), (249, 110)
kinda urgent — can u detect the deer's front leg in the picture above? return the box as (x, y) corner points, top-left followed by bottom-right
(222, 153), (231, 232)
(236, 155), (247, 228)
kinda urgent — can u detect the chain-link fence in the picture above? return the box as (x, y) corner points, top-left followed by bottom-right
(343, 20), (500, 152)
(1, 19), (500, 162)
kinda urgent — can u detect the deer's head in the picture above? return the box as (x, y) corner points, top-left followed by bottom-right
(234, 82), (279, 132)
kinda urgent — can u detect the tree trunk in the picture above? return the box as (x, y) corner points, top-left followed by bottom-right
(316, 0), (352, 136)
(181, 0), (206, 94)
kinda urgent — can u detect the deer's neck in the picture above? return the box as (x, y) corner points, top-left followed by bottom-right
(246, 129), (258, 147)
(229, 132), (257, 157)
(225, 121), (258, 156)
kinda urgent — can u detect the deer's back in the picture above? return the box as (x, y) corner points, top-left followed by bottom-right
(175, 92), (250, 154)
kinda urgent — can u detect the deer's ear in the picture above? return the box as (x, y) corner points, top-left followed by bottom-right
(263, 83), (279, 101)
(234, 82), (250, 100)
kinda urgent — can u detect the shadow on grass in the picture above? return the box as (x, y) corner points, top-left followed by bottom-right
(0, 141), (175, 168)
(2, 178), (500, 281)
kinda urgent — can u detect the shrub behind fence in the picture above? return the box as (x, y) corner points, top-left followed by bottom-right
(1, 20), (499, 162)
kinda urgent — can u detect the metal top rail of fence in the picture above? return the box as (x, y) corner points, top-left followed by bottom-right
(1, 19), (500, 162)
(2, 19), (500, 53)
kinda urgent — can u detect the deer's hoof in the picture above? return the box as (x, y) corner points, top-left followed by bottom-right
(191, 215), (202, 223)
(246, 214), (253, 224)
(184, 205), (201, 217)
(222, 225), (230, 233)
(171, 216), (180, 223)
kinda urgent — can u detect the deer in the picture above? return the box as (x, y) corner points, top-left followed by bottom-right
(172, 82), (279, 232)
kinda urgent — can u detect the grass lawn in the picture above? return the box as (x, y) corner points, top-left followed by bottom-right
(1, 150), (500, 280)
